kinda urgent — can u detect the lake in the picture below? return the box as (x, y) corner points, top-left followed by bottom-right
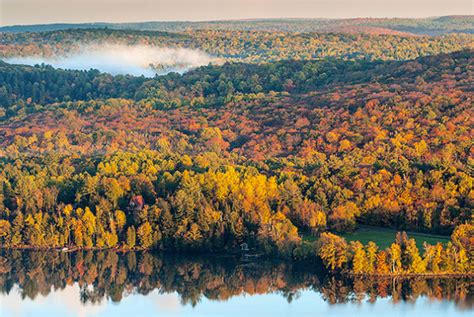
(0, 250), (472, 317)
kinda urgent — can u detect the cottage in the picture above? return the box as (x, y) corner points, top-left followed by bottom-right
(240, 243), (249, 252)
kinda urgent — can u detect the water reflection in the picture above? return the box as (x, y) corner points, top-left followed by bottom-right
(0, 250), (472, 316)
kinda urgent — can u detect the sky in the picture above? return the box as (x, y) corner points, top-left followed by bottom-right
(1, 0), (472, 26)
(1, 285), (470, 317)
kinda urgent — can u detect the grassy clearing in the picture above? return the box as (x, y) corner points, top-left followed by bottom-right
(302, 226), (451, 250)
(341, 226), (450, 250)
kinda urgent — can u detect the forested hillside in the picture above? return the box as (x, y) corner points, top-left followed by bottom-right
(0, 28), (472, 275)
(1, 28), (473, 63)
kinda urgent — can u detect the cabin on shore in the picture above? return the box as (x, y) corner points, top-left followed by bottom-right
(239, 242), (261, 260)
(240, 243), (249, 252)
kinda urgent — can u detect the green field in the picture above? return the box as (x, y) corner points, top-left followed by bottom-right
(302, 226), (451, 250)
(341, 226), (450, 250)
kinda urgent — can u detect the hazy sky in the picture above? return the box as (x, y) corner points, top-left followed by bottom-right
(1, 0), (472, 26)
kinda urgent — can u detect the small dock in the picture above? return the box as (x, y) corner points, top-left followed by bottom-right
(57, 247), (79, 253)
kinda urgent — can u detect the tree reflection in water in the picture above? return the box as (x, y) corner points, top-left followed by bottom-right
(0, 250), (471, 310)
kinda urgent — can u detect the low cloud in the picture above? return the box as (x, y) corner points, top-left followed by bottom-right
(4, 44), (213, 77)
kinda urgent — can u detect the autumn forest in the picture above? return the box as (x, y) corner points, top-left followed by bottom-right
(0, 19), (473, 278)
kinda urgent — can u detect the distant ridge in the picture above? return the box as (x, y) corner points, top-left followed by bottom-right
(324, 26), (417, 36)
(0, 23), (110, 33)
(1, 16), (473, 35)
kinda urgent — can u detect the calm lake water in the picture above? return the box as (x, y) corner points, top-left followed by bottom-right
(0, 250), (472, 317)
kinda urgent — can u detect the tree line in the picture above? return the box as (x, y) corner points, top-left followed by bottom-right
(313, 226), (472, 275)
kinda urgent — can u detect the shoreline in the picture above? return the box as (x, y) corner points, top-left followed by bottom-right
(342, 272), (474, 278)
